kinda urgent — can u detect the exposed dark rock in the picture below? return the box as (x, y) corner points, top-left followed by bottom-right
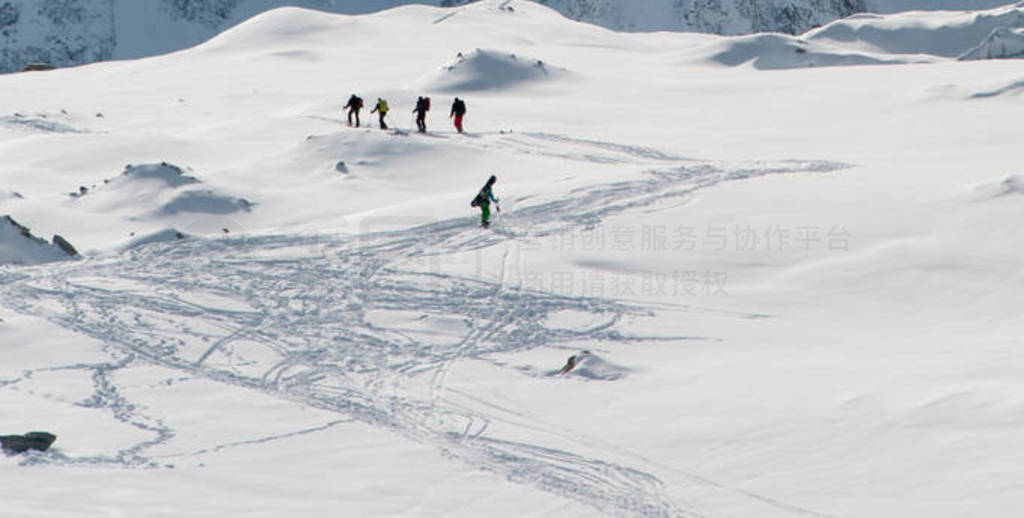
(22, 62), (55, 71)
(0, 432), (57, 454)
(52, 234), (78, 256)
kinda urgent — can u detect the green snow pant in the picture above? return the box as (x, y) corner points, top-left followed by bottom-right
(480, 202), (491, 226)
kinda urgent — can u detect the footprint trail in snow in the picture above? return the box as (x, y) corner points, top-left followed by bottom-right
(0, 133), (846, 517)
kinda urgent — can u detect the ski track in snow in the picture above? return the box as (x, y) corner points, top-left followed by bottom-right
(0, 114), (88, 134)
(0, 132), (846, 517)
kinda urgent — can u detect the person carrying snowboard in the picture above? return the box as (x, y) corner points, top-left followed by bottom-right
(450, 97), (467, 133)
(470, 174), (499, 228)
(413, 96), (430, 133)
(370, 98), (389, 129)
(345, 94), (363, 127)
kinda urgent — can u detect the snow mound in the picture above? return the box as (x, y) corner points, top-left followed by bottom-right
(71, 162), (250, 217)
(703, 33), (931, 70)
(118, 229), (188, 252)
(161, 191), (253, 215)
(68, 162), (201, 210)
(0, 216), (74, 265)
(960, 26), (1024, 59)
(807, 3), (1024, 58)
(117, 163), (200, 188)
(556, 351), (631, 381)
(973, 175), (1024, 199)
(419, 48), (569, 92)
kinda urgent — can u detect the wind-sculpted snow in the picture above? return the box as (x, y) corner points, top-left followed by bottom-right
(0, 136), (845, 516)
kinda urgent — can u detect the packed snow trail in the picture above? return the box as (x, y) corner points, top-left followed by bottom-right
(0, 146), (846, 517)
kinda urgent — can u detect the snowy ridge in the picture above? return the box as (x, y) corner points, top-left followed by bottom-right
(3, 0), (1021, 73)
(807, 1), (1024, 57)
(693, 2), (1024, 69)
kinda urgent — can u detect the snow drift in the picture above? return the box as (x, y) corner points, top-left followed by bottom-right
(118, 228), (189, 252)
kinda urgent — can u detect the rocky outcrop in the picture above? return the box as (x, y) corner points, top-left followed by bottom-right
(0, 432), (57, 453)
(0, 0), (115, 75)
(0, 215), (78, 264)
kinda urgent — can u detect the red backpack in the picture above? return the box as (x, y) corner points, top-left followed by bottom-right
(424, 97), (431, 111)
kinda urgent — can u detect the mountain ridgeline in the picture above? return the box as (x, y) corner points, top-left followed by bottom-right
(443, 0), (866, 35)
(0, 0), (1005, 74)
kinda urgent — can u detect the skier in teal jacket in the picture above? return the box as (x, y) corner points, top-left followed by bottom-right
(471, 175), (499, 228)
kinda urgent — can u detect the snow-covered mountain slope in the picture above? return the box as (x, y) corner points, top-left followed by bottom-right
(444, 0), (867, 35)
(688, 2), (1024, 69)
(3, 0), (1020, 73)
(2, 0), (1024, 516)
(808, 1), (1024, 57)
(865, 0), (1014, 14)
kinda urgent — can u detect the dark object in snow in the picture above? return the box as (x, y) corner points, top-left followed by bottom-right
(559, 350), (591, 375)
(22, 63), (55, 72)
(335, 161), (348, 173)
(1, 432), (56, 453)
(4, 215), (33, 238)
(52, 234), (78, 256)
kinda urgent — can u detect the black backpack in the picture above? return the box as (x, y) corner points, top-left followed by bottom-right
(470, 190), (486, 207)
(470, 175), (496, 207)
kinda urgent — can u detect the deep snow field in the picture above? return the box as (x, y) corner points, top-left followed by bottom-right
(1, 1), (1023, 516)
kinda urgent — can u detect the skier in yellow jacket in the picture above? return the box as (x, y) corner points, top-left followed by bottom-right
(370, 98), (389, 130)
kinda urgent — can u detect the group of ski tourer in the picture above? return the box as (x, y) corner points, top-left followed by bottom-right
(343, 93), (493, 227)
(344, 94), (467, 134)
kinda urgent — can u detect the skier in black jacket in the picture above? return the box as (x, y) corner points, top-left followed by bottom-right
(450, 97), (467, 133)
(345, 94), (363, 127)
(413, 96), (430, 133)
